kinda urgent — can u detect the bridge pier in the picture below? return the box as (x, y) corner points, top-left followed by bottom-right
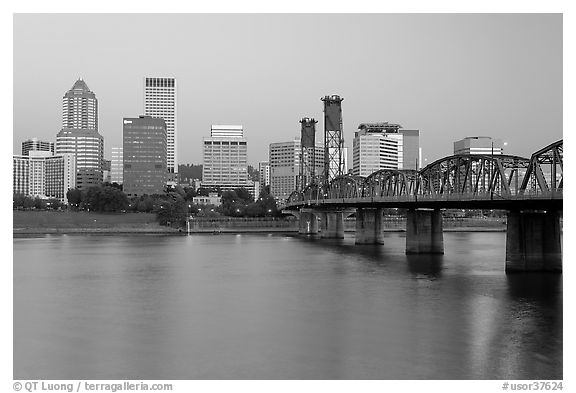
(320, 211), (345, 239)
(505, 210), (562, 272)
(406, 209), (444, 254)
(355, 208), (385, 244)
(298, 211), (319, 235)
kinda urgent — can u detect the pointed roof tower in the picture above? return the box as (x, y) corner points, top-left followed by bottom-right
(64, 78), (96, 99)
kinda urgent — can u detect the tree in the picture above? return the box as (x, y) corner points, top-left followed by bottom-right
(46, 198), (62, 210)
(23, 196), (35, 209)
(197, 187), (219, 197)
(183, 187), (197, 201)
(33, 196), (47, 210)
(13, 193), (26, 208)
(83, 185), (129, 212)
(153, 198), (188, 227)
(234, 187), (253, 204)
(67, 188), (82, 208)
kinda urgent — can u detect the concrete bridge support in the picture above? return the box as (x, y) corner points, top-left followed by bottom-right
(320, 211), (345, 239)
(505, 210), (562, 272)
(298, 211), (319, 235)
(406, 209), (444, 254)
(355, 208), (385, 245)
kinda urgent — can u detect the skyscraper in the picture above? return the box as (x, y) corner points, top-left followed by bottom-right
(110, 147), (123, 185)
(55, 78), (104, 190)
(202, 125), (249, 192)
(269, 138), (324, 203)
(123, 116), (167, 197)
(13, 151), (76, 203)
(144, 77), (177, 183)
(258, 161), (270, 186)
(352, 122), (420, 177)
(22, 138), (54, 156)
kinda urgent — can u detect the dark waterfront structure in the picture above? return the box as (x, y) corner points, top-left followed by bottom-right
(123, 115), (167, 197)
(22, 138), (54, 156)
(55, 78), (104, 190)
(286, 139), (563, 272)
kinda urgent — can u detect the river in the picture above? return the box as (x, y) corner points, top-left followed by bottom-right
(13, 232), (562, 380)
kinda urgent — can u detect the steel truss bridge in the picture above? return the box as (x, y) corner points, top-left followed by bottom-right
(285, 140), (563, 211)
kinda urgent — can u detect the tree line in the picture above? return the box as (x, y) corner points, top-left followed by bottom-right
(14, 183), (281, 228)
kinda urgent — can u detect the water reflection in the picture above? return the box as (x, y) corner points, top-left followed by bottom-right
(14, 232), (562, 380)
(406, 254), (443, 279)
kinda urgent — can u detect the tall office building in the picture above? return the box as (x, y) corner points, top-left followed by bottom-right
(202, 125), (249, 192)
(22, 138), (54, 156)
(269, 138), (324, 203)
(144, 77), (177, 183)
(123, 116), (167, 197)
(258, 161), (270, 186)
(352, 122), (420, 177)
(110, 147), (123, 184)
(13, 151), (76, 203)
(454, 136), (503, 155)
(55, 78), (104, 190)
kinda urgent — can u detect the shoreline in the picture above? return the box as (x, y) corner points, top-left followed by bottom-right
(13, 227), (506, 235)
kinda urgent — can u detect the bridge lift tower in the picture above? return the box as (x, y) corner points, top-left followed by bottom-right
(321, 95), (344, 184)
(298, 117), (318, 191)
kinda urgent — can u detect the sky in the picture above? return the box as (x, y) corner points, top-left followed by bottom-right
(13, 13), (562, 166)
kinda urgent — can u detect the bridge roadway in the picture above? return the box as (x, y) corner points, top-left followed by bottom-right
(283, 139), (563, 273)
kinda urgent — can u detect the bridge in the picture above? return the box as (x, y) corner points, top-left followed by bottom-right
(283, 139), (563, 273)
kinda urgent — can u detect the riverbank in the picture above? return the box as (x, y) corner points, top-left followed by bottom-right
(14, 210), (508, 235)
(13, 210), (180, 234)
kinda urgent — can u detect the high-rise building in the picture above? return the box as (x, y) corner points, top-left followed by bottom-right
(399, 129), (421, 169)
(55, 78), (104, 190)
(352, 122), (420, 177)
(144, 77), (177, 183)
(269, 138), (324, 203)
(110, 147), (123, 184)
(13, 151), (76, 203)
(258, 161), (270, 186)
(62, 78), (98, 130)
(454, 136), (503, 155)
(56, 128), (104, 189)
(202, 125), (249, 192)
(103, 159), (112, 183)
(22, 138), (54, 156)
(123, 116), (167, 197)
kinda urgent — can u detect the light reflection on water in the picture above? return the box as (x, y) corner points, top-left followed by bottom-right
(13, 232), (562, 380)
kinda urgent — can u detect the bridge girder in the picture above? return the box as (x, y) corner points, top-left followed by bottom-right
(282, 140), (562, 210)
(520, 139), (563, 195)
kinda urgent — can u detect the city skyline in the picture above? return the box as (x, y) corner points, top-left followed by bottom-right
(13, 14), (562, 167)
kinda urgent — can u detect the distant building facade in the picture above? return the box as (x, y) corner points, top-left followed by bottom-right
(22, 138), (54, 156)
(258, 161), (270, 195)
(454, 136), (503, 155)
(352, 122), (420, 177)
(13, 151), (76, 203)
(193, 192), (222, 206)
(269, 138), (324, 203)
(144, 77), (177, 183)
(55, 78), (104, 190)
(123, 116), (167, 197)
(110, 147), (123, 184)
(202, 125), (249, 192)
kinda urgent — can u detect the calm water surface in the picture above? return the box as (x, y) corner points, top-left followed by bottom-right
(13, 232), (562, 379)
